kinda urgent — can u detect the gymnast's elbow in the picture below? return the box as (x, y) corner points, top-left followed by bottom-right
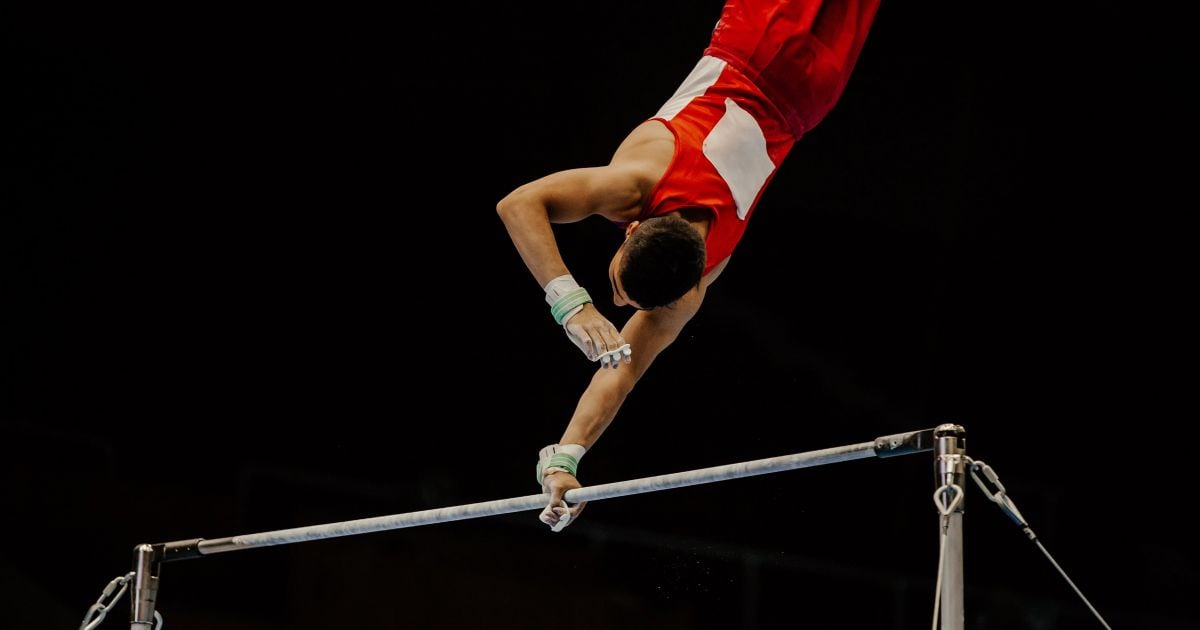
(496, 185), (535, 221)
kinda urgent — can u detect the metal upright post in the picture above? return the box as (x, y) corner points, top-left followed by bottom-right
(934, 423), (967, 630)
(130, 544), (159, 630)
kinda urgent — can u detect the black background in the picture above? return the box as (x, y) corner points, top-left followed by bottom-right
(4, 1), (1190, 629)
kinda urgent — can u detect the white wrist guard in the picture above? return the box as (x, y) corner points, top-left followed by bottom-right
(535, 443), (587, 490)
(545, 274), (591, 325)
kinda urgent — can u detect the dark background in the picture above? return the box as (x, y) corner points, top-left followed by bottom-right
(4, 1), (1189, 629)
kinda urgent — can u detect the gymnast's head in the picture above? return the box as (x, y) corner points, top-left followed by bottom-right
(608, 214), (706, 310)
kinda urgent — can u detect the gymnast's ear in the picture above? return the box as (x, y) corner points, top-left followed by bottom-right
(624, 220), (641, 238)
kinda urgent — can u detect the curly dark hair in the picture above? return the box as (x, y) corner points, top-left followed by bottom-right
(618, 214), (706, 309)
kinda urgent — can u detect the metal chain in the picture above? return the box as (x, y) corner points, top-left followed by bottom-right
(968, 459), (1030, 533)
(80, 573), (164, 630)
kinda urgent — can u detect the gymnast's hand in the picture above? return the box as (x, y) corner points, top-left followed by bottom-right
(539, 471), (587, 531)
(563, 304), (632, 369)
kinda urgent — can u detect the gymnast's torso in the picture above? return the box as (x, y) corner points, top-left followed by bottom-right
(606, 55), (797, 278)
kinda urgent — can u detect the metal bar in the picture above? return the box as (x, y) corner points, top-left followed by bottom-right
(152, 431), (931, 557)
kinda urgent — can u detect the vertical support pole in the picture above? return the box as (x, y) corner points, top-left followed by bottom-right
(130, 544), (160, 629)
(934, 423), (966, 630)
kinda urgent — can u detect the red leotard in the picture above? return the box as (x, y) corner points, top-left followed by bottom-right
(634, 0), (881, 275)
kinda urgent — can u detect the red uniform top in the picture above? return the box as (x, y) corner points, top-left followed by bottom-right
(629, 0), (880, 275)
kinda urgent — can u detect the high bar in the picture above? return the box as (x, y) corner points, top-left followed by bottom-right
(155, 428), (933, 561)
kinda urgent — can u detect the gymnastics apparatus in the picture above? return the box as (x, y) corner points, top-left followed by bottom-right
(79, 424), (1111, 629)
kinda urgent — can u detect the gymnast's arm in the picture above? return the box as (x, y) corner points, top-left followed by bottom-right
(496, 166), (647, 359)
(540, 258), (728, 528)
(496, 166), (644, 287)
(559, 287), (705, 447)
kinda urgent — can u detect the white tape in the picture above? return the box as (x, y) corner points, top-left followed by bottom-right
(544, 274), (582, 305)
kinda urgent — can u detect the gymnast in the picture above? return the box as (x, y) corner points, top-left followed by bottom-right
(496, 0), (882, 530)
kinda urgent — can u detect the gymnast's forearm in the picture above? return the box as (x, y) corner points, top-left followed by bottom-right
(495, 193), (570, 289)
(557, 302), (696, 448)
(558, 367), (641, 449)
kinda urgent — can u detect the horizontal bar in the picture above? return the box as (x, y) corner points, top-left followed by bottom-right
(166, 430), (931, 559)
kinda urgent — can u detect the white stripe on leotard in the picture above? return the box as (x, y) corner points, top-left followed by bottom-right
(704, 98), (776, 220)
(653, 55), (727, 121)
